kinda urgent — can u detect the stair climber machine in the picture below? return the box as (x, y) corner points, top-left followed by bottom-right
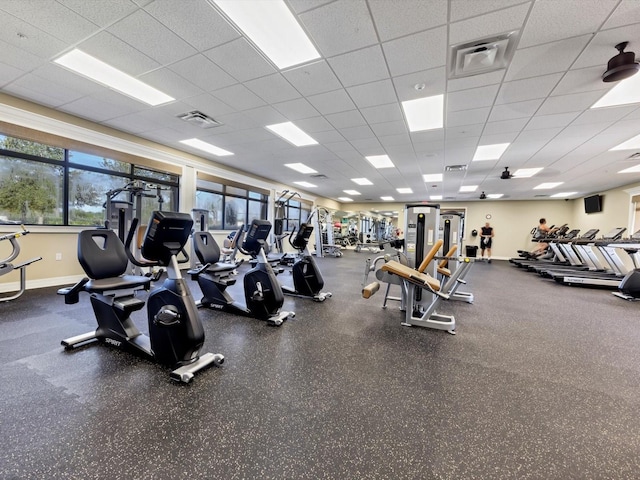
(0, 225), (42, 302)
(281, 223), (332, 302)
(189, 219), (294, 326)
(57, 211), (224, 384)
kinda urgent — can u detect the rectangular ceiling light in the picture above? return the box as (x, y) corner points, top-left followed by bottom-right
(534, 182), (564, 189)
(396, 187), (413, 194)
(54, 49), (174, 106)
(591, 73), (640, 109)
(294, 181), (317, 188)
(266, 122), (318, 146)
(212, 0), (320, 69)
(430, 195), (443, 200)
(513, 167), (543, 178)
(459, 185), (478, 192)
(284, 163), (317, 174)
(381, 196), (394, 201)
(338, 197), (354, 202)
(365, 154), (394, 169)
(487, 193), (504, 199)
(472, 143), (510, 161)
(180, 138), (233, 156)
(610, 133), (640, 151)
(618, 164), (640, 173)
(352, 178), (373, 185)
(401, 94), (444, 132)
(551, 192), (578, 198)
(423, 173), (443, 182)
(343, 189), (361, 195)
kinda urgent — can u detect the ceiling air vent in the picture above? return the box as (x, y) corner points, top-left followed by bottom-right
(177, 110), (222, 129)
(449, 31), (519, 79)
(445, 164), (467, 172)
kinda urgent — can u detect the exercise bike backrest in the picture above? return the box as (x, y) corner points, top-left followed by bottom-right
(289, 223), (314, 251)
(78, 230), (131, 280)
(193, 231), (222, 265)
(239, 219), (272, 256)
(125, 211), (192, 267)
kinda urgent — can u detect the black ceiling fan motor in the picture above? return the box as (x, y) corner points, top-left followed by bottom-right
(603, 42), (639, 82)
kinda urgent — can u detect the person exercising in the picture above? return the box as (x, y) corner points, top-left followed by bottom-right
(529, 218), (559, 258)
(480, 222), (494, 263)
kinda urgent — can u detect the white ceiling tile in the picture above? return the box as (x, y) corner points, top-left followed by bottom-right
(368, 0), (447, 41)
(446, 107), (491, 127)
(182, 93), (235, 117)
(204, 38), (276, 83)
(525, 112), (581, 131)
(572, 24), (640, 69)
(537, 91), (605, 115)
(0, 62), (25, 87)
(295, 116), (334, 133)
(145, 0), (239, 51)
(560, 122), (610, 139)
(312, 130), (345, 143)
(339, 125), (374, 141)
(242, 106), (288, 125)
(307, 89), (356, 115)
(392, 67), (446, 101)
(4, 73), (87, 107)
(212, 84), (266, 111)
(489, 99), (544, 121)
(32, 64), (103, 98)
(139, 67), (204, 100)
(505, 35), (592, 81)
(57, 0), (138, 27)
(382, 27), (447, 77)
(350, 137), (383, 151)
(447, 70), (505, 93)
(412, 130), (445, 144)
(495, 73), (562, 104)
(283, 60), (342, 96)
(448, 84), (500, 112)
(141, 127), (195, 143)
(482, 118), (529, 135)
(273, 98), (320, 120)
(102, 111), (166, 134)
(359, 103), (403, 125)
(245, 74), (301, 104)
(324, 141), (358, 154)
(299, 0), (378, 57)
(602, 0), (640, 29)
(327, 45), (389, 88)
(79, 31), (161, 76)
(378, 133), (411, 147)
(571, 105), (637, 126)
(0, 12), (68, 59)
(449, 3), (530, 46)
(370, 121), (407, 137)
(108, 10), (197, 65)
(287, 0), (335, 14)
(519, 0), (618, 48)
(346, 80), (397, 109)
(60, 90), (146, 121)
(325, 110), (366, 129)
(550, 66), (611, 96)
(169, 54), (236, 92)
(0, 39), (53, 71)
(450, 0), (531, 22)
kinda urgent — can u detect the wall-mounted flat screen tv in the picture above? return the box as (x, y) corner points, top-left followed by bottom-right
(584, 194), (602, 214)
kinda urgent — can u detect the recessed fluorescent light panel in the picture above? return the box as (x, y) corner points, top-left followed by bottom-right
(551, 192), (577, 198)
(396, 188), (413, 194)
(591, 73), (640, 109)
(534, 182), (564, 189)
(180, 138), (233, 156)
(401, 94), (444, 132)
(266, 122), (317, 146)
(351, 178), (373, 186)
(365, 155), (394, 169)
(54, 49), (174, 106)
(430, 195), (443, 200)
(211, 0), (320, 69)
(294, 181), (317, 188)
(619, 164), (640, 173)
(472, 143), (510, 161)
(513, 168), (543, 178)
(423, 173), (443, 182)
(459, 185), (478, 192)
(381, 196), (394, 201)
(487, 193), (504, 199)
(284, 163), (317, 174)
(343, 190), (361, 195)
(338, 197), (354, 202)
(610, 133), (640, 151)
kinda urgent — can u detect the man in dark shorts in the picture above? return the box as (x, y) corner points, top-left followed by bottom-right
(480, 222), (494, 263)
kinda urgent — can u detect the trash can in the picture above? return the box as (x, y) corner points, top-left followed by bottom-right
(465, 245), (478, 257)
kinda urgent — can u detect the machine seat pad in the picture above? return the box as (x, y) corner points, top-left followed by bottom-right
(381, 261), (441, 291)
(437, 266), (452, 277)
(205, 262), (236, 274)
(84, 275), (151, 293)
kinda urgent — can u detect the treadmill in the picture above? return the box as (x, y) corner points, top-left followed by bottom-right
(531, 229), (599, 276)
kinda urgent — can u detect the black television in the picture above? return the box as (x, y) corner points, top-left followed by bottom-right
(584, 194), (602, 214)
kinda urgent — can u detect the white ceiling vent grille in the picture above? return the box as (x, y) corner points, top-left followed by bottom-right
(177, 110), (222, 129)
(445, 164), (467, 172)
(449, 31), (519, 79)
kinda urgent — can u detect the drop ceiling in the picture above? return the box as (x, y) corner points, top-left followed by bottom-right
(0, 0), (640, 203)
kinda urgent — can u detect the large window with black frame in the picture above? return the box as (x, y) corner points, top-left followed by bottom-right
(0, 133), (179, 226)
(195, 176), (268, 231)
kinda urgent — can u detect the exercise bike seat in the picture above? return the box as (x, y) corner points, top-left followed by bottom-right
(192, 231), (237, 273)
(78, 229), (151, 293)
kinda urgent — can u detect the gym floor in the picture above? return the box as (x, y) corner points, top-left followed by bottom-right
(1, 251), (639, 479)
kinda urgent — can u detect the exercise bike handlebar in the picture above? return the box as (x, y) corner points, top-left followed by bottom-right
(124, 217), (190, 268)
(0, 225), (30, 242)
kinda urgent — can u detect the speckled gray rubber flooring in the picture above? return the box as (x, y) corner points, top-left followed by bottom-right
(1, 251), (639, 479)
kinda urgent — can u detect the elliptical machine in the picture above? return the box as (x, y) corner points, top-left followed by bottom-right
(190, 219), (294, 326)
(0, 225), (42, 302)
(281, 223), (332, 302)
(58, 211), (224, 384)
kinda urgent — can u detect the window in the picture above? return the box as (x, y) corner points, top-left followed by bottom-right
(196, 176), (268, 230)
(0, 133), (179, 225)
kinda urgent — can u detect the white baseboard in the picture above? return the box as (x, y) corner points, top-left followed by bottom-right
(0, 274), (85, 294)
